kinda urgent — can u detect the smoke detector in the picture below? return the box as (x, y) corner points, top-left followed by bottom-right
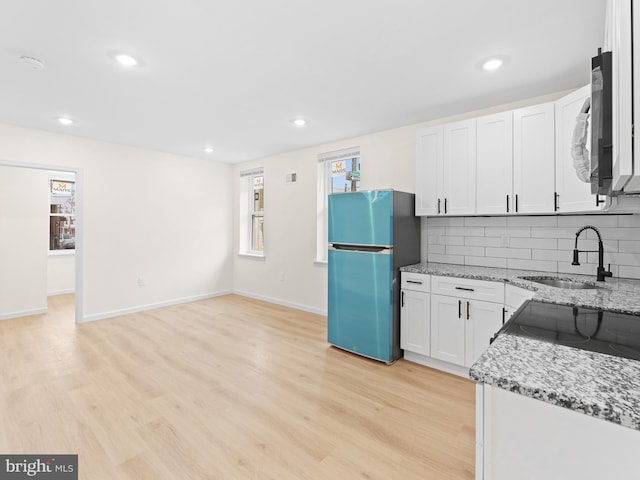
(20, 55), (46, 70)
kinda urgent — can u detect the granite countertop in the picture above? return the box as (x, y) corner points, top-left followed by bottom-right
(400, 261), (640, 315)
(400, 262), (640, 430)
(470, 334), (640, 430)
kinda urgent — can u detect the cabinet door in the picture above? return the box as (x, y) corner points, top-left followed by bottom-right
(443, 119), (476, 215)
(513, 103), (556, 213)
(476, 112), (513, 214)
(430, 294), (465, 366)
(610, 0), (636, 192)
(400, 289), (430, 356)
(555, 85), (601, 212)
(465, 300), (503, 368)
(416, 126), (444, 215)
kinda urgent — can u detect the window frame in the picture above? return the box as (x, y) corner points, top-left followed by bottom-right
(49, 171), (76, 256)
(315, 147), (361, 263)
(239, 167), (265, 257)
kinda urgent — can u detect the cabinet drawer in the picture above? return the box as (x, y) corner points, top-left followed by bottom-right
(401, 273), (430, 292)
(431, 275), (504, 303)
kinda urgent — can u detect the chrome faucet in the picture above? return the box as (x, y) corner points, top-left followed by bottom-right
(571, 225), (613, 282)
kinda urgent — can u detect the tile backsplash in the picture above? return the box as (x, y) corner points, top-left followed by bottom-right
(421, 214), (640, 280)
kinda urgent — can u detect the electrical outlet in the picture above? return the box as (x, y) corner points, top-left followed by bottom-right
(280, 272), (285, 282)
(138, 276), (145, 287)
(501, 235), (510, 247)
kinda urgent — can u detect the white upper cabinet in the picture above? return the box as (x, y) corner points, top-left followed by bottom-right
(415, 90), (607, 216)
(607, 0), (636, 192)
(415, 126), (443, 215)
(443, 120), (477, 215)
(416, 120), (475, 216)
(554, 85), (602, 212)
(513, 103), (556, 213)
(476, 112), (514, 214)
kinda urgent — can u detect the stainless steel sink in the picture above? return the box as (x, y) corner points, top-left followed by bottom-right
(518, 276), (600, 290)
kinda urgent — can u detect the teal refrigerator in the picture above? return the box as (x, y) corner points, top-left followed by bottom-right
(327, 190), (420, 363)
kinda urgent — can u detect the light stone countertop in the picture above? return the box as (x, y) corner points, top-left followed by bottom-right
(399, 262), (640, 430)
(400, 261), (640, 315)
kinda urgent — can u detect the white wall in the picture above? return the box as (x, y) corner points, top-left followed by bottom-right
(232, 91), (573, 314)
(0, 123), (234, 322)
(232, 124), (424, 314)
(0, 166), (48, 319)
(48, 255), (75, 295)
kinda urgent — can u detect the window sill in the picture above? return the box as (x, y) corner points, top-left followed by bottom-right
(49, 250), (75, 256)
(238, 252), (266, 260)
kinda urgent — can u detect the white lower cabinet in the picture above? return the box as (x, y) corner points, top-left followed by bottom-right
(464, 300), (504, 368)
(400, 289), (430, 356)
(401, 273), (532, 376)
(430, 294), (466, 365)
(430, 295), (503, 368)
(400, 273), (431, 356)
(504, 284), (535, 321)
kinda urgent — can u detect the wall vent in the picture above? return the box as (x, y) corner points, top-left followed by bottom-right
(286, 172), (297, 183)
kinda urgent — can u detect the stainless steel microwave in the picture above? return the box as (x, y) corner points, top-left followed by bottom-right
(590, 49), (613, 196)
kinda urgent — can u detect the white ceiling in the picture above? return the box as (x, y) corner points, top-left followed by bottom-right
(0, 0), (607, 164)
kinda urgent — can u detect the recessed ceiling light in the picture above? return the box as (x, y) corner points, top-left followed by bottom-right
(292, 118), (307, 127)
(204, 146), (215, 154)
(114, 53), (139, 67)
(482, 57), (504, 72)
(19, 55), (46, 70)
(57, 117), (73, 126)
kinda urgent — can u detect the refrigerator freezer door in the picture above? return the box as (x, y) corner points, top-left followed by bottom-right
(328, 190), (393, 246)
(328, 248), (393, 362)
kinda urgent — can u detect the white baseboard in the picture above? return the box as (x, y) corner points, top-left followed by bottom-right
(80, 290), (233, 323)
(403, 351), (470, 378)
(232, 290), (327, 316)
(48, 289), (75, 297)
(0, 307), (48, 321)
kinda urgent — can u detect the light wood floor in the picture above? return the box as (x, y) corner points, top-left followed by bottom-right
(0, 294), (475, 479)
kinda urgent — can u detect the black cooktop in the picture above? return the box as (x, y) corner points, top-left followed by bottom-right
(499, 300), (640, 361)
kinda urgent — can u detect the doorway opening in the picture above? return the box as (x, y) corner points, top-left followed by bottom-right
(0, 160), (83, 324)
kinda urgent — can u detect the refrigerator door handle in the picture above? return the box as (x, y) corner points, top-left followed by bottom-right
(329, 244), (392, 254)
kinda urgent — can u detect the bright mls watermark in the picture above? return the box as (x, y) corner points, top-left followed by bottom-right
(0, 455), (77, 479)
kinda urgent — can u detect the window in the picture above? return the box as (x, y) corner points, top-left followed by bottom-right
(49, 172), (76, 253)
(316, 147), (361, 262)
(240, 167), (265, 255)
(251, 174), (264, 252)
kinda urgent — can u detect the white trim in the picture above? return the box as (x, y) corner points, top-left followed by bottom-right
(48, 289), (75, 296)
(0, 307), (48, 321)
(240, 166), (264, 177)
(313, 259), (328, 267)
(80, 290), (232, 323)
(49, 249), (75, 256)
(233, 290), (327, 316)
(403, 351), (470, 378)
(317, 146), (360, 163)
(238, 252), (266, 260)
